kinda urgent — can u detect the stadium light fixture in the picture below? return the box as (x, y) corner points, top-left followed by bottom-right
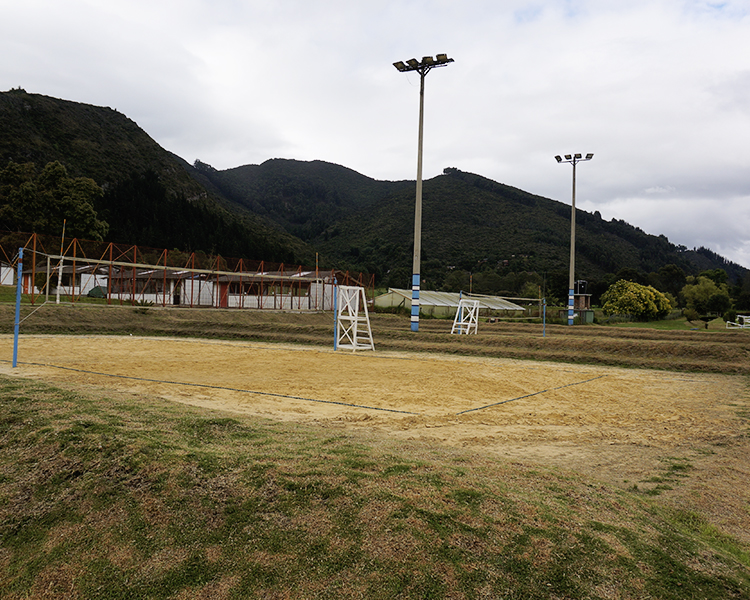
(393, 54), (454, 332)
(555, 152), (594, 326)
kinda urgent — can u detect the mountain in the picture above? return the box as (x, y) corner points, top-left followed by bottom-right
(195, 159), (747, 299)
(1, 89), (745, 301)
(318, 168), (748, 281)
(194, 158), (412, 242)
(0, 89), (312, 264)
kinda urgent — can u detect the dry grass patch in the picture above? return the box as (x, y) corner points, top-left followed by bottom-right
(1, 369), (750, 598)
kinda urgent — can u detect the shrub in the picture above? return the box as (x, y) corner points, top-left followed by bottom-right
(601, 280), (672, 321)
(683, 308), (700, 322)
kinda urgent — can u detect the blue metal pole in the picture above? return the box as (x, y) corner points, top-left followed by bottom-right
(411, 275), (420, 332)
(543, 297), (547, 338)
(458, 290), (463, 334)
(333, 278), (338, 351)
(13, 248), (23, 368)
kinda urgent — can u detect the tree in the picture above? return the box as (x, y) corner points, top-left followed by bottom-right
(601, 279), (672, 321)
(472, 271), (504, 295)
(520, 281), (541, 300)
(681, 276), (731, 316)
(656, 264), (687, 298)
(615, 267), (647, 285)
(735, 272), (750, 311)
(698, 268), (728, 286)
(707, 292), (731, 315)
(442, 269), (470, 293)
(0, 161), (108, 240)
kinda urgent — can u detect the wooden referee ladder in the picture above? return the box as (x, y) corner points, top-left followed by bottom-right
(451, 299), (480, 335)
(335, 285), (375, 351)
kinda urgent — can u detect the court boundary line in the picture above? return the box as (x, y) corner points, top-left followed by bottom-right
(1, 359), (422, 415)
(456, 375), (607, 415)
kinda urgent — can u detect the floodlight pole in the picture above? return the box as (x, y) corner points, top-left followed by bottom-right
(394, 54), (454, 332)
(413, 69), (425, 333)
(554, 153), (594, 326)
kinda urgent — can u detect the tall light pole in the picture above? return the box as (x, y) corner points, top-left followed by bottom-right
(555, 153), (594, 326)
(394, 54), (454, 332)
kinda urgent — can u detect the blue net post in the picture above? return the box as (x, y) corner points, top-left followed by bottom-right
(13, 248), (23, 368)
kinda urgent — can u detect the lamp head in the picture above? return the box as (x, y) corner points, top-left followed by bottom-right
(394, 55), (453, 74)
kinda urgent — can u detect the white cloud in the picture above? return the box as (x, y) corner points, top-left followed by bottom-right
(645, 186), (677, 195)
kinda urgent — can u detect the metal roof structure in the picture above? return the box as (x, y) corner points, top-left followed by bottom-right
(24, 262), (342, 284)
(377, 288), (526, 312)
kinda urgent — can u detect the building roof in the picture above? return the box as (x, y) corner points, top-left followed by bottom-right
(22, 263), (328, 282)
(378, 288), (526, 311)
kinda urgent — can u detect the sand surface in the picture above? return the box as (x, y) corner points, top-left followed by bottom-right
(3, 334), (749, 540)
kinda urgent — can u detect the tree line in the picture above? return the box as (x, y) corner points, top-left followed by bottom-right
(0, 161), (303, 265)
(436, 262), (749, 323)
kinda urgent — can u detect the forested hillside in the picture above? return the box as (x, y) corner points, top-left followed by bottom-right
(329, 168), (745, 287)
(204, 158), (746, 301)
(0, 89), (312, 264)
(193, 158), (411, 241)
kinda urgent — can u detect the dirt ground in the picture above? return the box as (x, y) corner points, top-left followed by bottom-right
(2, 334), (749, 542)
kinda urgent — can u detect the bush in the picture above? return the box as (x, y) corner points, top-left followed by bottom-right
(683, 308), (700, 322)
(601, 280), (672, 321)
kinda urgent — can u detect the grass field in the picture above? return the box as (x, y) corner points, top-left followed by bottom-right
(1, 303), (750, 598)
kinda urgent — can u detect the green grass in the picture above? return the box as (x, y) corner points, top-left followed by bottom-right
(0, 286), (28, 304)
(630, 456), (696, 496)
(0, 285), (108, 306)
(1, 376), (749, 598)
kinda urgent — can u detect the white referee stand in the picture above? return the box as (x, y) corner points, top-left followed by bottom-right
(451, 299), (480, 335)
(335, 285), (375, 351)
(726, 315), (750, 329)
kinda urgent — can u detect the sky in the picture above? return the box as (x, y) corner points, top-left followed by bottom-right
(2, 0), (750, 270)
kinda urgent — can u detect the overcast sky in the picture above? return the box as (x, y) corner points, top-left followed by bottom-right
(2, 0), (749, 269)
